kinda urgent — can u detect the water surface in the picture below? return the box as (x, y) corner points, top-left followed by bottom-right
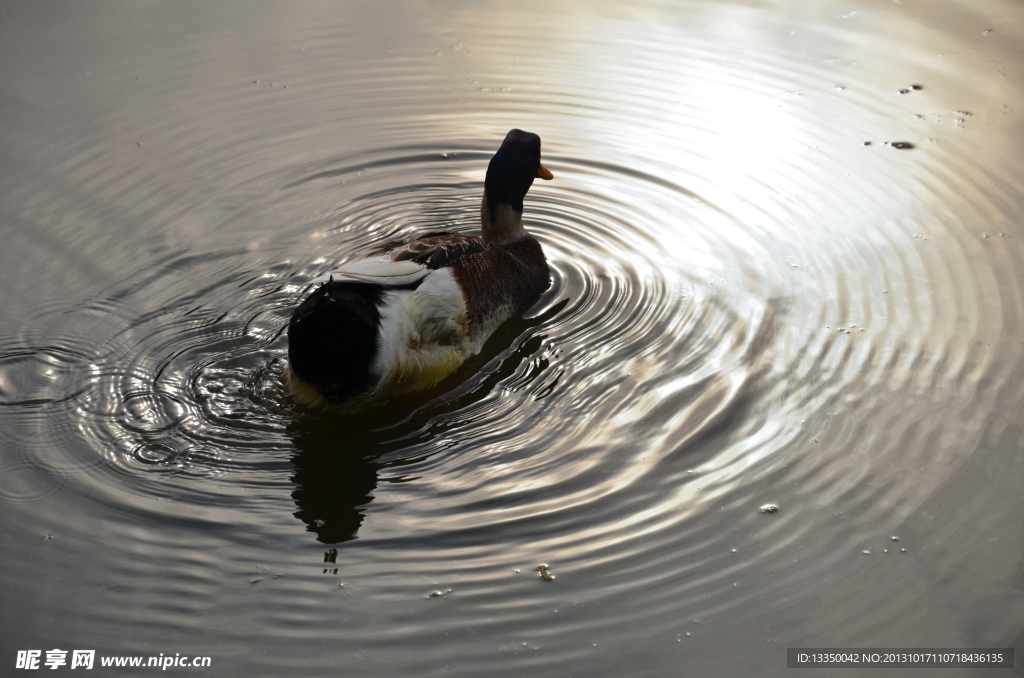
(2, 1), (1023, 675)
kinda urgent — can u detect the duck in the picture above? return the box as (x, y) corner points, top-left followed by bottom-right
(286, 129), (554, 406)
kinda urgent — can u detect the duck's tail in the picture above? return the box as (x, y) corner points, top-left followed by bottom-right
(287, 281), (385, 404)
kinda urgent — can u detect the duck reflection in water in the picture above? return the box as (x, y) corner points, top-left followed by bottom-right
(287, 301), (566, 544)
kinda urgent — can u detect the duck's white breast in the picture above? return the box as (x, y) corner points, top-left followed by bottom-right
(369, 267), (475, 394)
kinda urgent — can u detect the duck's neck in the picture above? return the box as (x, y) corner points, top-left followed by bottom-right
(481, 195), (528, 246)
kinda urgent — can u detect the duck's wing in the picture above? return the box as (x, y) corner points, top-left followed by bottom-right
(308, 232), (488, 288)
(385, 232), (488, 269)
(307, 258), (429, 288)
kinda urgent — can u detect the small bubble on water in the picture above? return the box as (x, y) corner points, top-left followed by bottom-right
(862, 550), (871, 555)
(132, 443), (178, 464)
(891, 535), (899, 541)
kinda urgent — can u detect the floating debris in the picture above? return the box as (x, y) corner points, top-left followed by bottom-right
(760, 504), (780, 514)
(537, 564), (555, 581)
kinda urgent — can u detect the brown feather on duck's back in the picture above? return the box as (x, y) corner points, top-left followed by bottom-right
(450, 236), (549, 333)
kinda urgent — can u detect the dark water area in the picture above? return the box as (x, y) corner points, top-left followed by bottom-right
(2, 1), (1023, 676)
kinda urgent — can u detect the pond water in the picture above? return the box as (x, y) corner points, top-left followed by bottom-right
(2, 1), (1023, 675)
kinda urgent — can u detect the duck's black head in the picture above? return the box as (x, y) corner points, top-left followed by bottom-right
(484, 129), (552, 216)
(481, 129), (552, 244)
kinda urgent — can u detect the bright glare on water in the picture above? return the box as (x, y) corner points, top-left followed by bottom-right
(1, 1), (1023, 675)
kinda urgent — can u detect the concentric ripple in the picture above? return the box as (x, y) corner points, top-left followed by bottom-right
(0, 347), (90, 407)
(3, 0), (1024, 675)
(0, 458), (70, 506)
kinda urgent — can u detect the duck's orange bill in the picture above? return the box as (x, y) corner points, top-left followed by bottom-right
(537, 163), (554, 180)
